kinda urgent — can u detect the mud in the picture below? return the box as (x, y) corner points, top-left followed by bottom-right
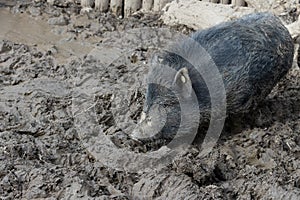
(0, 1), (299, 199)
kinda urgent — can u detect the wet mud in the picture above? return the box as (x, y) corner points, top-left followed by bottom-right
(0, 1), (299, 199)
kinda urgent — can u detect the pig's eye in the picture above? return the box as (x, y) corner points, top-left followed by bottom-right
(160, 100), (177, 108)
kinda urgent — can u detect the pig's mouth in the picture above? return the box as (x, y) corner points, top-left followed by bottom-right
(131, 104), (168, 142)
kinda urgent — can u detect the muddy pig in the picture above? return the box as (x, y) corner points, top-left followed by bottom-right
(131, 13), (294, 145)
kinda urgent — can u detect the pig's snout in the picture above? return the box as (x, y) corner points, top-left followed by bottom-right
(131, 106), (168, 141)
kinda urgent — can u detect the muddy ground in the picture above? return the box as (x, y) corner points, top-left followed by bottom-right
(0, 0), (299, 199)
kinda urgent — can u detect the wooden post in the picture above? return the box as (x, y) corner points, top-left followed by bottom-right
(111, 0), (124, 17)
(232, 0), (245, 6)
(95, 0), (110, 12)
(143, 0), (154, 11)
(81, 0), (94, 8)
(124, 0), (142, 16)
(220, 0), (230, 4)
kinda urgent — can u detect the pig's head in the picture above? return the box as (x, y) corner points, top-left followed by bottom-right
(131, 53), (200, 146)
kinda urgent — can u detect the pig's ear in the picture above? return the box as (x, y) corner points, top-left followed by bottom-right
(173, 67), (192, 97)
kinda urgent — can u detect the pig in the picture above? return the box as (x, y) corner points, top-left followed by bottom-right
(131, 13), (294, 147)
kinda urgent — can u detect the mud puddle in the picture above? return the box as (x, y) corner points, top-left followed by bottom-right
(0, 8), (93, 63)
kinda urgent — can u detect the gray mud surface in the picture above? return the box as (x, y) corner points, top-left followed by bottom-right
(0, 1), (299, 199)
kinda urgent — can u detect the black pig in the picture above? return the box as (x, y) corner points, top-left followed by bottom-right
(131, 13), (294, 146)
